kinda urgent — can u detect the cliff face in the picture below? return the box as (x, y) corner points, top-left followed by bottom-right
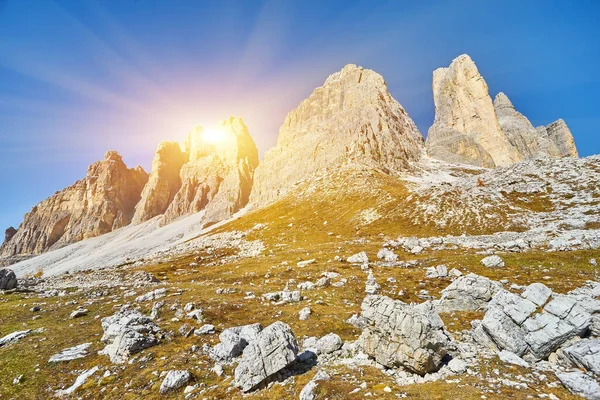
(426, 55), (578, 168)
(249, 64), (425, 206)
(1, 151), (148, 256)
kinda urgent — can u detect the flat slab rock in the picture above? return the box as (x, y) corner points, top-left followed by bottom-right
(0, 329), (31, 347)
(233, 321), (299, 392)
(360, 295), (450, 375)
(49, 343), (92, 363)
(55, 366), (99, 396)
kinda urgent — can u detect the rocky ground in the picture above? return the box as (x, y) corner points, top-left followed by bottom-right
(1, 200), (600, 399)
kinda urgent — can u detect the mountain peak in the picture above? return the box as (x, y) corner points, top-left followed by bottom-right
(250, 64), (424, 206)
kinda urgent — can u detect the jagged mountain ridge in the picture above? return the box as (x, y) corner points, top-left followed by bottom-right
(1, 118), (258, 259)
(1, 56), (583, 262)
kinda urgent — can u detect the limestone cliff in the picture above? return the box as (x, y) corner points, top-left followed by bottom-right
(250, 63), (425, 206)
(1, 151), (148, 256)
(426, 55), (522, 168)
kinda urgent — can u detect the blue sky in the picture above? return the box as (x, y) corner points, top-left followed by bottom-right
(1, 0), (599, 231)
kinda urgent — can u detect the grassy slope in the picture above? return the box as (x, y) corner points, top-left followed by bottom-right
(0, 169), (598, 399)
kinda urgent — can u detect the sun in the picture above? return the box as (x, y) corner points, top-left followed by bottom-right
(201, 128), (225, 144)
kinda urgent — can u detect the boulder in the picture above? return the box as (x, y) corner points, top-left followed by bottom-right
(360, 295), (450, 375)
(207, 323), (262, 363)
(436, 273), (502, 312)
(99, 309), (161, 364)
(233, 321), (299, 392)
(347, 252), (369, 264)
(0, 268), (17, 290)
(159, 370), (192, 394)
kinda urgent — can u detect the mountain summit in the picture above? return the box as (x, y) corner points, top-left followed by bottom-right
(249, 64), (425, 206)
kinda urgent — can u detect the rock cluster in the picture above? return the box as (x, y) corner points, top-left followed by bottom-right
(1, 151), (148, 256)
(250, 63), (425, 206)
(360, 295), (450, 375)
(426, 54), (578, 168)
(474, 283), (598, 361)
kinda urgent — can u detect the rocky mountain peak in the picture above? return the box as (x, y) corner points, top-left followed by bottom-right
(427, 54), (523, 168)
(426, 54), (578, 168)
(135, 116), (258, 226)
(104, 150), (123, 162)
(249, 64), (425, 206)
(1, 153), (148, 257)
(545, 119), (578, 158)
(493, 92), (514, 110)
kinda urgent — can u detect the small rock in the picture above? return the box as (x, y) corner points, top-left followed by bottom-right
(195, 324), (216, 335)
(447, 358), (467, 374)
(481, 255), (505, 268)
(70, 308), (88, 319)
(297, 259), (316, 268)
(299, 307), (312, 321)
(0, 268), (17, 290)
(498, 350), (529, 367)
(347, 252), (369, 264)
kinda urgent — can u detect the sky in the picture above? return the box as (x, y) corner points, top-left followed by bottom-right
(0, 0), (599, 231)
